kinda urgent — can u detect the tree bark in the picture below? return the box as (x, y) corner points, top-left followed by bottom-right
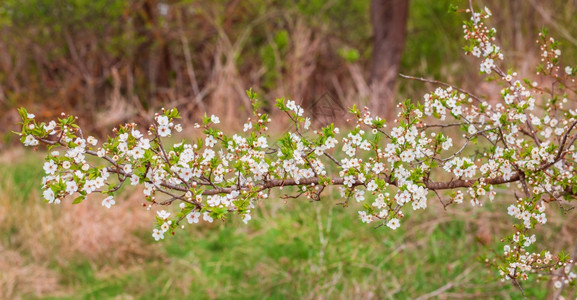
(369, 0), (409, 120)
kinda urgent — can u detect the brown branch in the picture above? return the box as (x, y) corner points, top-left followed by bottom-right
(35, 119), (577, 203)
(192, 173), (524, 196)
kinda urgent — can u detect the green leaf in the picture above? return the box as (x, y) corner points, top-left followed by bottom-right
(202, 113), (210, 125)
(558, 250), (570, 263)
(246, 88), (257, 100)
(348, 104), (360, 116)
(275, 98), (286, 111)
(72, 196), (85, 204)
(166, 108), (181, 119)
(17, 107), (29, 120)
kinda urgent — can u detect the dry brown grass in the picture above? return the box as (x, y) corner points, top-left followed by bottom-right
(20, 191), (155, 265)
(0, 243), (60, 299)
(0, 150), (160, 298)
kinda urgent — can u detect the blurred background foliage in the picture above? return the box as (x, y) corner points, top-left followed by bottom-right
(1, 0), (575, 145)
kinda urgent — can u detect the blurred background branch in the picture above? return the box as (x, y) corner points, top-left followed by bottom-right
(0, 0), (575, 145)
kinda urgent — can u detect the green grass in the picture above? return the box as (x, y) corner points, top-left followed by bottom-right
(0, 152), (570, 299)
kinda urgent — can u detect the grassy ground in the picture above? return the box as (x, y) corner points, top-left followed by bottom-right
(0, 150), (574, 299)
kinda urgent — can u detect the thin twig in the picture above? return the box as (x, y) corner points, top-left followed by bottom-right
(399, 73), (485, 105)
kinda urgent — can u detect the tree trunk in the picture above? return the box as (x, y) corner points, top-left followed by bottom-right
(369, 0), (409, 120)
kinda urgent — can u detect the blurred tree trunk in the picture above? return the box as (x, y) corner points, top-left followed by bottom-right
(369, 0), (409, 120)
(133, 0), (172, 107)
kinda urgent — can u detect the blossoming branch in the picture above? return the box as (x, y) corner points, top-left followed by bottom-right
(16, 4), (577, 293)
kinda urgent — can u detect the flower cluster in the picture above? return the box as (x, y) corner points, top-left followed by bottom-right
(463, 7), (503, 74)
(16, 5), (577, 293)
